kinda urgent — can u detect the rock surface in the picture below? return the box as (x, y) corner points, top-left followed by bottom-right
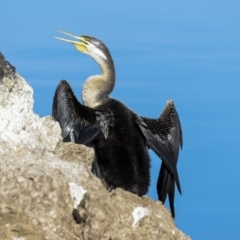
(0, 52), (190, 240)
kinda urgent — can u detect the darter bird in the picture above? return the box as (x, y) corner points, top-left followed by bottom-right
(52, 30), (183, 218)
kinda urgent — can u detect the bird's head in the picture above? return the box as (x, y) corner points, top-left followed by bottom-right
(55, 30), (111, 66)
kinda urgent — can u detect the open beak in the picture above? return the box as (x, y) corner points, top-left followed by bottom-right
(55, 30), (88, 53)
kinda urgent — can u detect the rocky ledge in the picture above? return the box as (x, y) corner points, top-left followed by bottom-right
(0, 52), (190, 240)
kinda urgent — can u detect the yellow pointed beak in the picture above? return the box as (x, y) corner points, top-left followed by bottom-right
(55, 30), (89, 53)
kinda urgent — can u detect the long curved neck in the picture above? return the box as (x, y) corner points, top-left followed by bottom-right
(82, 56), (115, 108)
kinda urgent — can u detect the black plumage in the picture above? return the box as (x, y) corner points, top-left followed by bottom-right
(52, 31), (183, 218)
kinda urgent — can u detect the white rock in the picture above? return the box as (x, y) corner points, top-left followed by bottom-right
(132, 206), (150, 227)
(69, 182), (87, 209)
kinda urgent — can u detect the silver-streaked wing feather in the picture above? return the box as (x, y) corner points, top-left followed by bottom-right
(52, 80), (97, 143)
(136, 100), (182, 218)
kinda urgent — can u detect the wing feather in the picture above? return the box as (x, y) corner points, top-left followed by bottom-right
(52, 80), (97, 143)
(137, 100), (182, 218)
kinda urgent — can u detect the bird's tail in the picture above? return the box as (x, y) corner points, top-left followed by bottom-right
(157, 162), (176, 218)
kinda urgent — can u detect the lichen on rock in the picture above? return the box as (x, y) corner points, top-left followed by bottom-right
(0, 52), (190, 240)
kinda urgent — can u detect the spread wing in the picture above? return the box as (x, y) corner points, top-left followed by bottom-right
(137, 100), (183, 218)
(52, 80), (114, 145)
(52, 80), (98, 144)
